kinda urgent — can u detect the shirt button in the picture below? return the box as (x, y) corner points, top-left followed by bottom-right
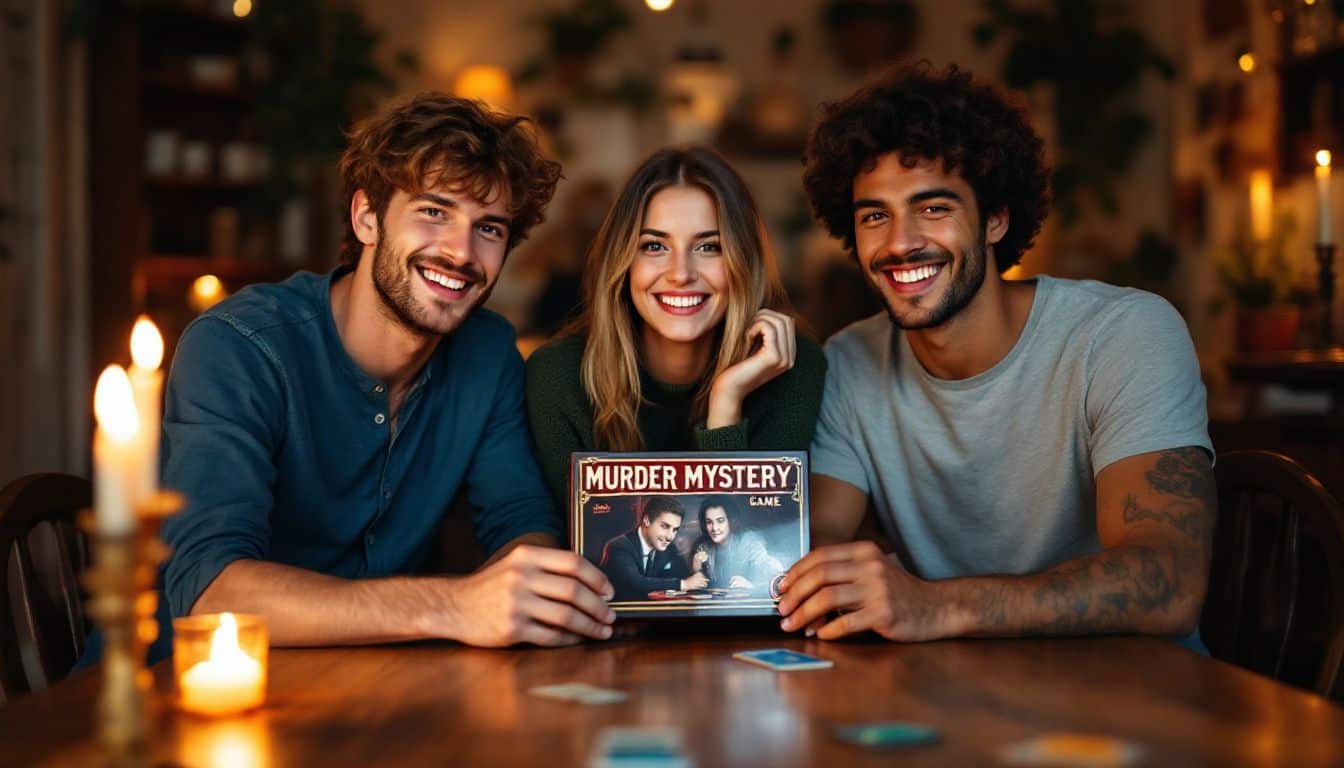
(366, 533), (376, 545)
(383, 490), (391, 500)
(374, 385), (385, 393)
(374, 413), (386, 425)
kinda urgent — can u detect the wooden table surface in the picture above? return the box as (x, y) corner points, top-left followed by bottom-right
(3, 633), (1343, 767)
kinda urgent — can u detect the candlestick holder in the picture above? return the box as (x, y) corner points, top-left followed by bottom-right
(1318, 243), (1337, 348)
(81, 490), (182, 766)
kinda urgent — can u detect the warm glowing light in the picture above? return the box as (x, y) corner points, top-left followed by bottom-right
(190, 274), (227, 313)
(180, 613), (266, 717)
(646, 0), (675, 11)
(1249, 170), (1274, 241)
(1305, 0), (1317, 5)
(130, 316), (164, 371)
(232, 0), (252, 18)
(1238, 53), (1255, 72)
(1319, 150), (1333, 168)
(94, 366), (139, 444)
(453, 66), (514, 109)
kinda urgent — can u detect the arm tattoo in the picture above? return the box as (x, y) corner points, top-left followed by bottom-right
(1121, 494), (1206, 541)
(1122, 447), (1215, 541)
(1031, 544), (1180, 635)
(1010, 447), (1212, 636)
(1145, 447), (1215, 504)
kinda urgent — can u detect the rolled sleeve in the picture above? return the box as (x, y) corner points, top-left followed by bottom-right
(160, 317), (282, 617)
(466, 342), (564, 553)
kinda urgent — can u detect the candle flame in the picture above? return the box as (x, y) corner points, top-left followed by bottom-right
(646, 0), (674, 11)
(1237, 53), (1255, 73)
(212, 613), (244, 657)
(1318, 150), (1332, 169)
(130, 315), (164, 371)
(94, 365), (140, 443)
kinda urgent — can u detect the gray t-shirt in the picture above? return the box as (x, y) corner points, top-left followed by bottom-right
(811, 276), (1212, 580)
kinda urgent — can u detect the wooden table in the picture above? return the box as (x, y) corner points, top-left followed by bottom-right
(3, 634), (1344, 766)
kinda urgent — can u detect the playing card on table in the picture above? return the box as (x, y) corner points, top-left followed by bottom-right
(832, 721), (941, 748)
(588, 727), (690, 768)
(529, 682), (628, 705)
(732, 648), (834, 671)
(999, 732), (1144, 767)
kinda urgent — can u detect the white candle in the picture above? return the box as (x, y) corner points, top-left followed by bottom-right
(1317, 150), (1333, 245)
(129, 316), (164, 494)
(1249, 170), (1273, 242)
(179, 613), (266, 716)
(93, 365), (141, 535)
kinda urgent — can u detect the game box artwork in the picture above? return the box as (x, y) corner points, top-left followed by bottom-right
(570, 452), (809, 618)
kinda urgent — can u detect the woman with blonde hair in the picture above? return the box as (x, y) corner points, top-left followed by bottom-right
(526, 147), (825, 504)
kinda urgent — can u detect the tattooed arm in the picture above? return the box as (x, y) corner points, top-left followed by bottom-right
(776, 447), (1215, 641)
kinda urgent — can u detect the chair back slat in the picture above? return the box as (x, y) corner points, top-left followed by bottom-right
(1272, 503), (1301, 679)
(0, 474), (92, 702)
(1222, 492), (1254, 658)
(1203, 451), (1344, 700)
(52, 522), (89, 654)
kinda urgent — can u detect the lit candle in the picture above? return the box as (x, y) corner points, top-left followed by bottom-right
(188, 274), (227, 313)
(93, 365), (141, 535)
(1317, 150), (1333, 245)
(129, 316), (164, 494)
(179, 613), (266, 717)
(1249, 169), (1273, 242)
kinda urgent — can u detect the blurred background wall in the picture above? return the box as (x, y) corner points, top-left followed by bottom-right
(2, 0), (1342, 492)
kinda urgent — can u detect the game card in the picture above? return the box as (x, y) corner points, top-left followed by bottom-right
(732, 648), (834, 671)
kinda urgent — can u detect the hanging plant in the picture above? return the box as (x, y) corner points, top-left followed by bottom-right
(974, 0), (1174, 227)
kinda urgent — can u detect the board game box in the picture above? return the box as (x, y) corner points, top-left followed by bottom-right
(570, 451), (809, 618)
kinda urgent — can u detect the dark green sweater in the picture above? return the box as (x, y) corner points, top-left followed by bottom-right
(525, 334), (827, 505)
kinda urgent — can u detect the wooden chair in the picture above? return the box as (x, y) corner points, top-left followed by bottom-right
(0, 474), (91, 704)
(1201, 450), (1344, 700)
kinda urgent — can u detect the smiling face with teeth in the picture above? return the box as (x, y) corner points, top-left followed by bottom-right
(852, 154), (1008, 331)
(628, 185), (730, 357)
(361, 183), (512, 337)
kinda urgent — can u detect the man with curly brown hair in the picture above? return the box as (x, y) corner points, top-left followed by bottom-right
(777, 66), (1214, 647)
(159, 94), (617, 648)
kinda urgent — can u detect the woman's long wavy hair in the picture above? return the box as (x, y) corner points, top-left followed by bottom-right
(571, 147), (788, 451)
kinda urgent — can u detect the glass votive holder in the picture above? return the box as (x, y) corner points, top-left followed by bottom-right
(173, 612), (268, 717)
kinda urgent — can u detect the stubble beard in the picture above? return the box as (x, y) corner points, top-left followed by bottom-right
(875, 238), (989, 331)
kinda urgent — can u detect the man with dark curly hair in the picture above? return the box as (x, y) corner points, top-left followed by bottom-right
(777, 66), (1213, 647)
(159, 94), (616, 648)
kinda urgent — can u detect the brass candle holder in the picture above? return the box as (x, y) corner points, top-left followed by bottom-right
(81, 490), (183, 765)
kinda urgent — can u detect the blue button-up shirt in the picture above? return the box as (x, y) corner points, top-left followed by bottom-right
(160, 268), (561, 618)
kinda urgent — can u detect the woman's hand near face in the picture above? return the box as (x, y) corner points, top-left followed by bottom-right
(693, 548), (709, 572)
(707, 309), (796, 429)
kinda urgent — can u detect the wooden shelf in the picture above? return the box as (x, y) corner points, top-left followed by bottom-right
(142, 255), (301, 297)
(143, 72), (250, 101)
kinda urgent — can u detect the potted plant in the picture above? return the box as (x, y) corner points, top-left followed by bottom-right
(820, 0), (919, 74)
(1218, 213), (1313, 356)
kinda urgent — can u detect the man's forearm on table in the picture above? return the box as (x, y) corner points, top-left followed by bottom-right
(932, 541), (1206, 638)
(191, 559), (466, 646)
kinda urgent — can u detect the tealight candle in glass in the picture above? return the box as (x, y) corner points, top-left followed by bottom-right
(173, 613), (268, 717)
